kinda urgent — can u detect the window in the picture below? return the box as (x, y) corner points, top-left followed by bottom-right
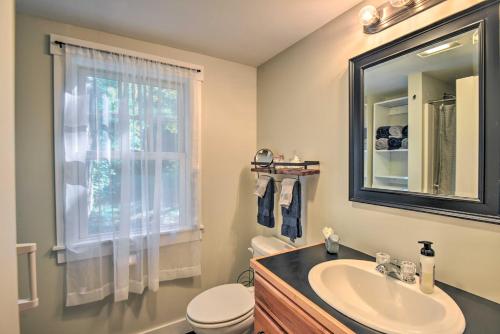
(82, 72), (187, 238)
(51, 36), (203, 264)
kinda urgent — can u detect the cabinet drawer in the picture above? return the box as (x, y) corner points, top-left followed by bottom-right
(255, 274), (332, 334)
(254, 305), (285, 334)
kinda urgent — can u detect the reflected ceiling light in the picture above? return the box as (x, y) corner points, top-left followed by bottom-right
(359, 5), (380, 27)
(390, 0), (414, 7)
(416, 41), (463, 58)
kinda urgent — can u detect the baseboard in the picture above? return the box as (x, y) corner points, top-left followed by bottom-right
(140, 317), (192, 334)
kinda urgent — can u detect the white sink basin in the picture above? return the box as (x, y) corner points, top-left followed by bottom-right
(308, 260), (465, 334)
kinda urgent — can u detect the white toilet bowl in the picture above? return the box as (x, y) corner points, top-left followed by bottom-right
(187, 236), (294, 334)
(187, 284), (254, 334)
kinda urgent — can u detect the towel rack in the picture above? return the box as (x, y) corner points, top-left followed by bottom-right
(17, 243), (39, 311)
(251, 161), (320, 177)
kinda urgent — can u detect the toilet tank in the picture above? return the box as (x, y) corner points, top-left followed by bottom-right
(251, 236), (295, 257)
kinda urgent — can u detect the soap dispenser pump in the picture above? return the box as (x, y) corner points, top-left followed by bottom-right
(418, 241), (435, 294)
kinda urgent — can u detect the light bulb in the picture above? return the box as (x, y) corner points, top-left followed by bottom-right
(359, 5), (380, 27)
(390, 0), (413, 7)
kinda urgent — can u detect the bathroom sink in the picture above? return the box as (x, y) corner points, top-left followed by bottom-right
(308, 260), (465, 334)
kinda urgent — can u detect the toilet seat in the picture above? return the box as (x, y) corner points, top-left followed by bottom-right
(187, 283), (255, 325)
(187, 308), (254, 329)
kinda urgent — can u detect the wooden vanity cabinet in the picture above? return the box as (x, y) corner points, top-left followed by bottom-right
(253, 272), (353, 334)
(251, 248), (355, 334)
(254, 304), (285, 334)
(254, 274), (330, 333)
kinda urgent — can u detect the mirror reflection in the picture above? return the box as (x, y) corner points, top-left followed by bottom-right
(363, 28), (480, 199)
(254, 148), (274, 167)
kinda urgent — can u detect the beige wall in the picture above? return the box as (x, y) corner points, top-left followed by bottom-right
(0, 0), (20, 333)
(258, 0), (500, 303)
(15, 14), (256, 334)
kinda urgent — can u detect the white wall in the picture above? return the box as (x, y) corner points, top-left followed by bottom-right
(257, 0), (500, 303)
(0, 0), (20, 333)
(16, 14), (257, 334)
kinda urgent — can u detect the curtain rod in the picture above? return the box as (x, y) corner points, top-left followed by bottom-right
(53, 40), (202, 73)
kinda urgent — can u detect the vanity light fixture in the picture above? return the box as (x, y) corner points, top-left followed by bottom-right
(416, 41), (463, 58)
(361, 0), (445, 34)
(359, 5), (380, 27)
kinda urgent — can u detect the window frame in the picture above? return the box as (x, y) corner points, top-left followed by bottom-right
(51, 34), (204, 263)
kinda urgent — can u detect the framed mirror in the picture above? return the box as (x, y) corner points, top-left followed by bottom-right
(349, 0), (500, 223)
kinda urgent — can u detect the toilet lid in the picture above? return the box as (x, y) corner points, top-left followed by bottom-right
(187, 284), (254, 324)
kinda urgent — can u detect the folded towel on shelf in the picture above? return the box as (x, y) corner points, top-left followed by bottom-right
(257, 178), (275, 228)
(389, 126), (403, 138)
(402, 138), (408, 149)
(402, 125), (408, 138)
(376, 126), (391, 139)
(388, 137), (402, 150)
(375, 138), (389, 150)
(279, 178), (297, 208)
(254, 175), (271, 198)
(281, 181), (302, 242)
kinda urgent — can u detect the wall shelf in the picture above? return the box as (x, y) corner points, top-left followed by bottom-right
(374, 175), (408, 190)
(251, 168), (319, 176)
(375, 149), (408, 153)
(371, 96), (409, 190)
(251, 161), (320, 176)
(374, 175), (408, 180)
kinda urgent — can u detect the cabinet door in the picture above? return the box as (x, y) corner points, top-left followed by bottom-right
(254, 305), (285, 334)
(255, 274), (332, 334)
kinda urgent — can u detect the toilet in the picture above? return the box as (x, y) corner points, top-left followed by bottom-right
(186, 236), (294, 334)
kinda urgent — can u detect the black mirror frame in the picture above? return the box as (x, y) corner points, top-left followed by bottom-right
(349, 0), (500, 224)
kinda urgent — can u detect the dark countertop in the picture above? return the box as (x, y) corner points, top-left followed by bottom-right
(257, 244), (500, 334)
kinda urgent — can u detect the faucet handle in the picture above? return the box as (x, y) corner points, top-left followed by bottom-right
(375, 252), (391, 265)
(400, 261), (417, 283)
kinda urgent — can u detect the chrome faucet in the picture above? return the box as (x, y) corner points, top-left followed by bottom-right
(375, 254), (416, 284)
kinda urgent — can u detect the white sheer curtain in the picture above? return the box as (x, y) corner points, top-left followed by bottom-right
(61, 45), (201, 306)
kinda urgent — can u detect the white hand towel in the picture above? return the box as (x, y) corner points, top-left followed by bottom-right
(254, 175), (271, 198)
(279, 178), (297, 208)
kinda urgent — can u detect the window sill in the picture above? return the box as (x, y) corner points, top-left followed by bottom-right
(53, 225), (204, 264)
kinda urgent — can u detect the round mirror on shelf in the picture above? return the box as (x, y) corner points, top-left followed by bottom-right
(254, 148), (274, 168)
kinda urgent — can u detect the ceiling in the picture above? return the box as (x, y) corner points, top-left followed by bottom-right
(16, 0), (363, 66)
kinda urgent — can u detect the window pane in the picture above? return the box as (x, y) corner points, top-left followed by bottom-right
(87, 159), (182, 236)
(160, 117), (180, 152)
(131, 160), (182, 233)
(88, 160), (121, 236)
(161, 160), (181, 231)
(86, 75), (120, 152)
(81, 72), (185, 239)
(130, 118), (146, 152)
(158, 87), (178, 118)
(127, 84), (180, 153)
(155, 87), (181, 152)
(158, 87), (180, 153)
